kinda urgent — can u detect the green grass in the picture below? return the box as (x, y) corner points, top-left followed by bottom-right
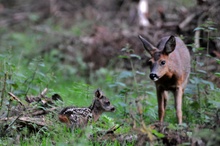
(0, 17), (220, 146)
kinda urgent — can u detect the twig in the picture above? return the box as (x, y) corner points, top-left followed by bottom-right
(4, 114), (22, 133)
(0, 73), (7, 110)
(106, 124), (123, 134)
(40, 88), (48, 98)
(8, 92), (25, 107)
(30, 107), (57, 116)
(194, 29), (200, 48)
(179, 14), (197, 30)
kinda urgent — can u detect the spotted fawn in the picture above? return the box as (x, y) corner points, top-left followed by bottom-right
(58, 89), (115, 129)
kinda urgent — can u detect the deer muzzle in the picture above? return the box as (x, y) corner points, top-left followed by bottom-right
(149, 73), (159, 81)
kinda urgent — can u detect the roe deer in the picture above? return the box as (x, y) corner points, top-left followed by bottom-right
(58, 89), (115, 129)
(139, 35), (190, 124)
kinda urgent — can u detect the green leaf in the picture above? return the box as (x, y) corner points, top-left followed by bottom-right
(187, 132), (193, 137)
(12, 83), (18, 89)
(190, 101), (200, 110)
(118, 55), (129, 59)
(168, 123), (177, 130)
(196, 47), (205, 51)
(38, 62), (45, 67)
(152, 129), (165, 138)
(130, 54), (141, 60)
(215, 72), (220, 77)
(115, 82), (127, 87)
(216, 59), (220, 64)
(209, 100), (220, 108)
(146, 91), (156, 96)
(6, 79), (15, 84)
(28, 13), (40, 22)
(201, 79), (214, 90)
(36, 71), (46, 77)
(190, 77), (200, 84)
(194, 27), (204, 31)
(0, 54), (6, 58)
(197, 69), (207, 74)
(208, 27), (217, 31)
(15, 73), (26, 78)
(118, 71), (133, 79)
(13, 90), (26, 96)
(118, 102), (127, 107)
(121, 47), (128, 52)
(136, 71), (145, 75)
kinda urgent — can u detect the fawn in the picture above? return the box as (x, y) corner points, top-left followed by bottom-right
(58, 89), (115, 129)
(139, 35), (191, 124)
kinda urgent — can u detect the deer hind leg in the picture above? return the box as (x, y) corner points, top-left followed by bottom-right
(174, 86), (183, 124)
(157, 89), (168, 123)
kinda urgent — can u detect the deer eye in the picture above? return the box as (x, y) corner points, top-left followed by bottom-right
(160, 60), (166, 66)
(105, 101), (110, 106)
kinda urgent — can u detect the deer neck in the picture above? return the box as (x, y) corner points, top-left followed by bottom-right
(89, 100), (104, 122)
(92, 108), (103, 122)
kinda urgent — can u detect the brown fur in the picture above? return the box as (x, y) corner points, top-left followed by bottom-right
(139, 35), (191, 124)
(59, 114), (69, 123)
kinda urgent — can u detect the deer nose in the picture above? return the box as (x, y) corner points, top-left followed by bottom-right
(149, 73), (159, 81)
(110, 107), (115, 112)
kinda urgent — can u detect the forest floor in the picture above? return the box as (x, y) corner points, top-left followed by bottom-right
(0, 0), (220, 145)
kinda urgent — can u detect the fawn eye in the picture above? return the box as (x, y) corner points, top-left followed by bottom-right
(160, 60), (166, 66)
(105, 101), (110, 106)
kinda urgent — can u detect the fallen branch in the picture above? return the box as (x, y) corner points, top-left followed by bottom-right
(8, 92), (25, 107)
(30, 107), (57, 116)
(0, 116), (47, 126)
(4, 114), (23, 132)
(179, 14), (197, 30)
(40, 88), (48, 98)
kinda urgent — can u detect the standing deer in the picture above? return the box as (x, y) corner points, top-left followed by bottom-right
(139, 35), (190, 124)
(58, 89), (115, 129)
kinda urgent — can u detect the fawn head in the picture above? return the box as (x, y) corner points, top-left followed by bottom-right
(139, 35), (176, 81)
(92, 89), (115, 112)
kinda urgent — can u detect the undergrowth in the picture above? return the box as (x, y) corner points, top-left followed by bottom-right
(0, 19), (219, 146)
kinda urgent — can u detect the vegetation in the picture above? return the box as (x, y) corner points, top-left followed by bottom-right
(0, 0), (220, 145)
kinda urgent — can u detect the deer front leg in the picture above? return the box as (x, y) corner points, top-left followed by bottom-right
(174, 86), (183, 124)
(157, 88), (168, 123)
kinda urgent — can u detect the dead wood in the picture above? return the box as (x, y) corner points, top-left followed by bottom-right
(179, 14), (197, 30)
(0, 88), (62, 138)
(8, 92), (26, 107)
(0, 116), (46, 126)
(29, 107), (57, 116)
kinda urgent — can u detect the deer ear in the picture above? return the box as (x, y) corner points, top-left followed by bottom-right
(139, 35), (157, 55)
(95, 89), (103, 98)
(164, 35), (176, 54)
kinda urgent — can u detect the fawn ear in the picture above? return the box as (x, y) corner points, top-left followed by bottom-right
(95, 89), (103, 98)
(164, 35), (176, 55)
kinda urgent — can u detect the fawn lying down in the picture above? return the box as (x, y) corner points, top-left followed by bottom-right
(58, 89), (115, 129)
